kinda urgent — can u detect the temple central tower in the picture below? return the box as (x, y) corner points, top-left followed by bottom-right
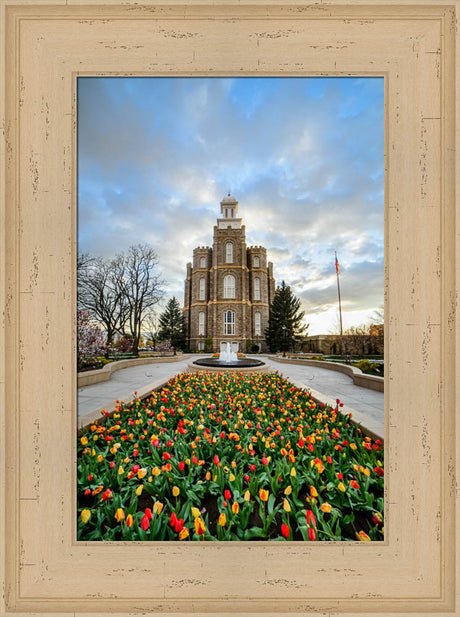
(184, 195), (275, 353)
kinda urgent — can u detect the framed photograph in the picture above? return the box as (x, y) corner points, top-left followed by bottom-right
(75, 74), (385, 544)
(1, 1), (458, 615)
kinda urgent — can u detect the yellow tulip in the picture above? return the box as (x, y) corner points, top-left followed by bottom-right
(284, 485), (292, 496)
(191, 507), (201, 519)
(152, 466), (161, 476)
(310, 485), (318, 498)
(320, 502), (332, 513)
(290, 467), (296, 477)
(137, 468), (147, 479)
(172, 486), (180, 497)
(80, 509), (91, 524)
(118, 465), (124, 475)
(232, 501), (240, 514)
(114, 508), (125, 522)
(283, 498), (291, 512)
(135, 485), (143, 496)
(153, 501), (164, 515)
(179, 527), (189, 540)
(80, 436), (88, 446)
(244, 490), (251, 501)
(338, 482), (346, 492)
(229, 473), (235, 482)
(194, 517), (206, 535)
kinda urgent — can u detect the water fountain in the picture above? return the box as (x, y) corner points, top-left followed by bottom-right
(189, 341), (266, 373)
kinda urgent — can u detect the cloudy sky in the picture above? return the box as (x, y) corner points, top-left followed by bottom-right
(78, 77), (384, 335)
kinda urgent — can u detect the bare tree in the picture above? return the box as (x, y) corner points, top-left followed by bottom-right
(118, 244), (164, 355)
(77, 254), (129, 348)
(143, 309), (159, 349)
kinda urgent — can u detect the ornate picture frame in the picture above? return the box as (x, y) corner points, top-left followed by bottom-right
(1, 1), (458, 615)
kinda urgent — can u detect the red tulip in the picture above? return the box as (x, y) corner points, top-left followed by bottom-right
(178, 461), (185, 471)
(306, 510), (316, 527)
(249, 464), (256, 471)
(141, 514), (150, 530)
(374, 466), (384, 477)
(224, 489), (232, 500)
(145, 508), (153, 520)
(174, 518), (184, 532)
(213, 455), (220, 465)
(262, 456), (269, 465)
(350, 480), (360, 489)
(281, 523), (290, 539)
(170, 512), (178, 528)
(308, 527), (316, 541)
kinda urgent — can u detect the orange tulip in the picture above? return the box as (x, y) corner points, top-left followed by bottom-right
(356, 530), (371, 541)
(259, 489), (269, 502)
(114, 508), (125, 522)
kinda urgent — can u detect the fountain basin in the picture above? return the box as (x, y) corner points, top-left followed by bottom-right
(188, 357), (267, 373)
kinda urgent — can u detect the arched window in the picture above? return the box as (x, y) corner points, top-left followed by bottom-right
(225, 242), (233, 263)
(254, 312), (261, 336)
(200, 256), (206, 269)
(223, 274), (235, 298)
(223, 310), (235, 335)
(198, 312), (205, 335)
(199, 278), (205, 301)
(253, 277), (260, 301)
(253, 256), (260, 267)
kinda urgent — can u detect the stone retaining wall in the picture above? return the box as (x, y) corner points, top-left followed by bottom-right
(78, 354), (194, 388)
(270, 356), (384, 392)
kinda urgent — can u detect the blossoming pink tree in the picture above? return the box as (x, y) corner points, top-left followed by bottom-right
(77, 310), (109, 370)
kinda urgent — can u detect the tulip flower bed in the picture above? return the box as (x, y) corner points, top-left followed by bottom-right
(77, 371), (384, 542)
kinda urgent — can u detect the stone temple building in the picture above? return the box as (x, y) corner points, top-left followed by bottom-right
(184, 194), (275, 353)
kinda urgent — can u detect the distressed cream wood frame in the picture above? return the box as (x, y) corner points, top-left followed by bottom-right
(0, 1), (458, 615)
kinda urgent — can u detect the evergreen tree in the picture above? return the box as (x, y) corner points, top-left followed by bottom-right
(265, 281), (308, 353)
(158, 297), (186, 351)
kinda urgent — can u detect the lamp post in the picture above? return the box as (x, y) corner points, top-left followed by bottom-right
(282, 325), (286, 358)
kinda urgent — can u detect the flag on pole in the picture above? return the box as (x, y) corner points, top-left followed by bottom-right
(335, 254), (340, 275)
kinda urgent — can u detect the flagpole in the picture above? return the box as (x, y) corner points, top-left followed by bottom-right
(335, 252), (344, 356)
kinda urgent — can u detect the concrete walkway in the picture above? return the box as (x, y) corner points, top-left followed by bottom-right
(78, 355), (384, 439)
